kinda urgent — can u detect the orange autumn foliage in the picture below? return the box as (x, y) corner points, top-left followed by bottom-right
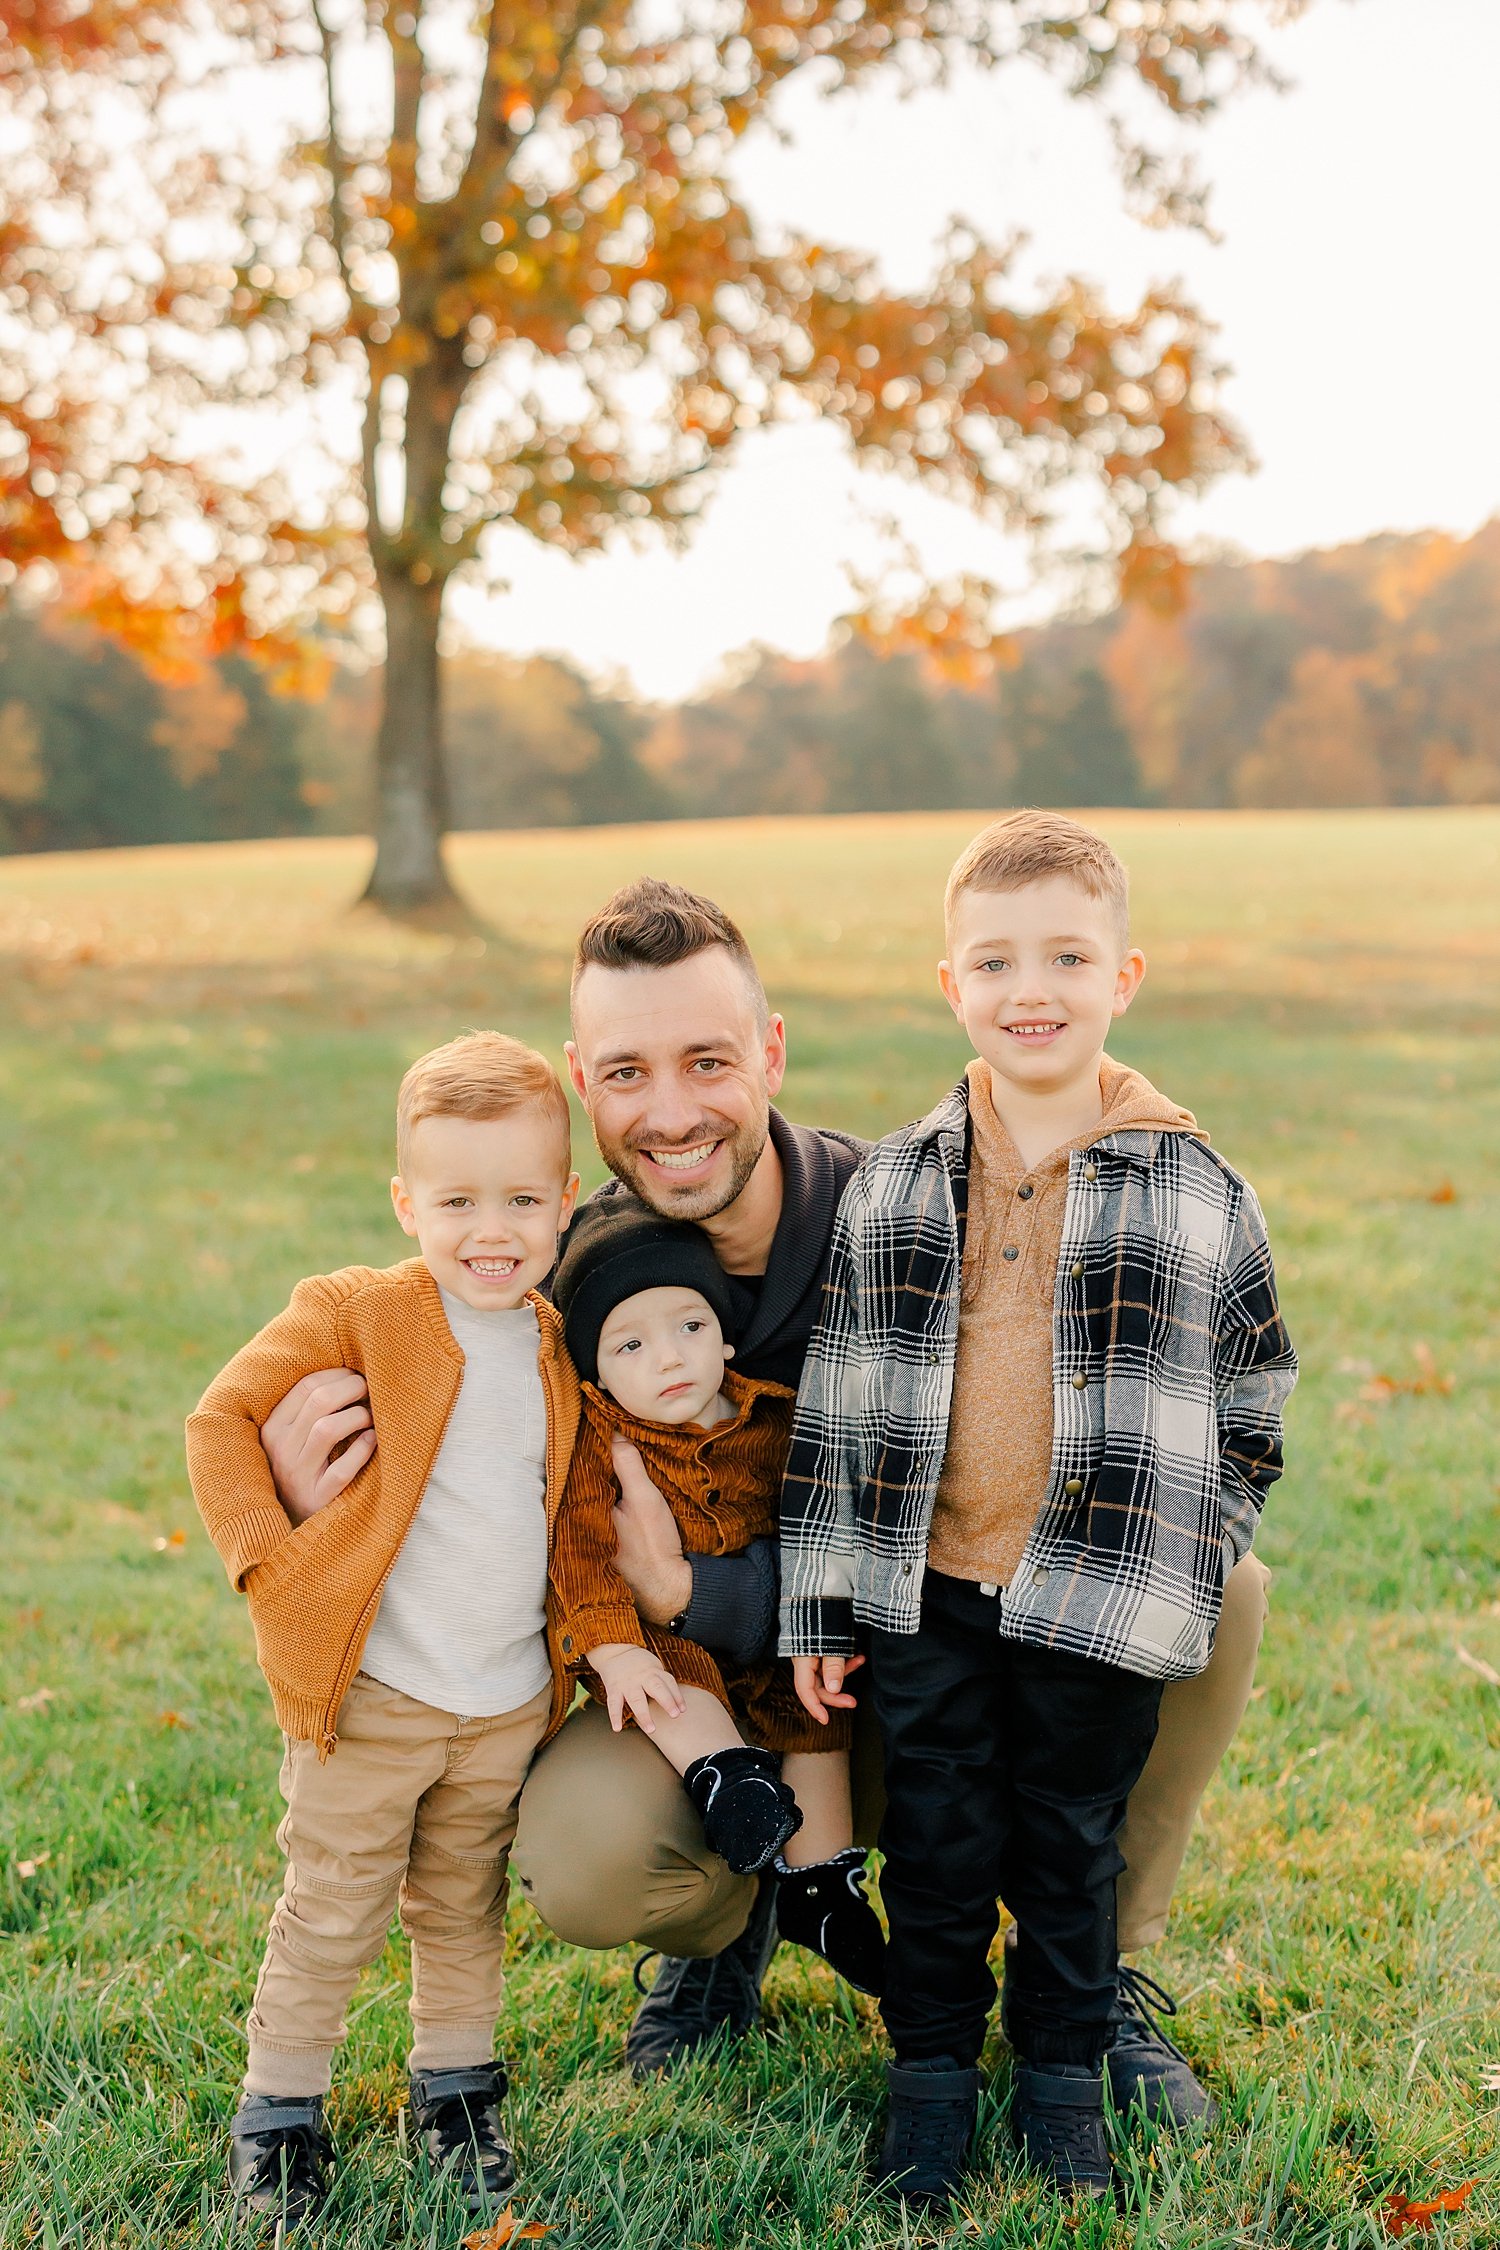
(2, 1), (1278, 902)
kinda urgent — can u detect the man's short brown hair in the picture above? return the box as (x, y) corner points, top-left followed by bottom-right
(945, 811), (1130, 945)
(396, 1030), (572, 1177)
(572, 877), (768, 1026)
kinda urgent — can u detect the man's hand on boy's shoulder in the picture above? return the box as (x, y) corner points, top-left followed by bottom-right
(262, 1368), (377, 1526)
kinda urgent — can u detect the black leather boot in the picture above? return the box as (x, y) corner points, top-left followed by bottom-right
(870, 2059), (980, 2208)
(408, 2060), (515, 2212)
(1011, 2062), (1111, 2197)
(625, 1869), (779, 2076)
(227, 2095), (333, 2228)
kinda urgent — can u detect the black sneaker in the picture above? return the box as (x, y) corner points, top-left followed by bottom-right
(1011, 2063), (1111, 2197)
(408, 2061), (515, 2212)
(870, 2059), (980, 2208)
(227, 2095), (333, 2229)
(683, 1747), (802, 1875)
(1107, 1962), (1216, 2125)
(625, 1870), (778, 2077)
(773, 1849), (886, 1995)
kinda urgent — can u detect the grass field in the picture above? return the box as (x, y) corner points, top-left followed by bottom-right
(2, 807), (1499, 2249)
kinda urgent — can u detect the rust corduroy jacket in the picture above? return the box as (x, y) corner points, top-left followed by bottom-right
(186, 1260), (581, 1754)
(551, 1370), (845, 1755)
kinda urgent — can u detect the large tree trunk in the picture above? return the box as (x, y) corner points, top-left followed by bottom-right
(361, 563), (456, 912)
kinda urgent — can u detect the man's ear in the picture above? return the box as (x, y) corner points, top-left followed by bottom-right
(391, 1175), (419, 1239)
(563, 1040), (590, 1109)
(762, 1012), (788, 1101)
(937, 959), (966, 1024)
(1112, 948), (1148, 1019)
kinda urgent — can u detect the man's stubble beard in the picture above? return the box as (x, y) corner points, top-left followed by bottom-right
(597, 1103), (769, 1222)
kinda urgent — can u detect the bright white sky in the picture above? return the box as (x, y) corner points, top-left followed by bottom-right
(446, 0), (1500, 700)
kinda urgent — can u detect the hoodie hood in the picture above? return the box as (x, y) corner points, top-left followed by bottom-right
(1094, 1055), (1206, 1143)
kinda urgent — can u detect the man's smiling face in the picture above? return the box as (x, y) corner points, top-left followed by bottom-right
(566, 947), (786, 1221)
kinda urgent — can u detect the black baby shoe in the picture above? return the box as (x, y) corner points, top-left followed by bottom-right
(683, 1746), (802, 1874)
(773, 1847), (886, 1994)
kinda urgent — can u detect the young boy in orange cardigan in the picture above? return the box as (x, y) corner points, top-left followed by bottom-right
(186, 1033), (580, 2229)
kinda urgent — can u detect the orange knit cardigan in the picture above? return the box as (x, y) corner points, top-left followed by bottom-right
(185, 1260), (581, 1754)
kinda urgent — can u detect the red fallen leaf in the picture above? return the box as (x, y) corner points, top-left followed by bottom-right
(462, 2212), (549, 2250)
(1426, 1179), (1458, 1204)
(158, 1710), (193, 1729)
(1383, 2180), (1475, 2235)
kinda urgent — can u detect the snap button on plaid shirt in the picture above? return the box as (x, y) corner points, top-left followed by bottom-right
(778, 1076), (1297, 1683)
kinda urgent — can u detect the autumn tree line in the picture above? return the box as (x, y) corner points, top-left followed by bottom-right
(3, 519), (1497, 858)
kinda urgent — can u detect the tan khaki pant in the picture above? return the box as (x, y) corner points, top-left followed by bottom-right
(513, 1554), (1270, 1960)
(247, 1672), (552, 2097)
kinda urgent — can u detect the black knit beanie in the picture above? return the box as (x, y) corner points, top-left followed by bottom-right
(552, 1199), (736, 1386)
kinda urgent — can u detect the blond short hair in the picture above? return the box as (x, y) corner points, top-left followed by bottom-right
(945, 811), (1130, 945)
(396, 1031), (571, 1178)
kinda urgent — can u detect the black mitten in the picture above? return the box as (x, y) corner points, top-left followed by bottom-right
(683, 1746), (802, 1875)
(774, 1846), (886, 1995)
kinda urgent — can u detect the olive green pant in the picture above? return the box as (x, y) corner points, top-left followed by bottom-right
(512, 1552), (1271, 1959)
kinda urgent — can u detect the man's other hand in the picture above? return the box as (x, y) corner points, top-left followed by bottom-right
(610, 1434), (693, 1625)
(262, 1368), (376, 1526)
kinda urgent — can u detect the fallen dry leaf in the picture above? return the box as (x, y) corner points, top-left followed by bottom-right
(152, 1529), (188, 1553)
(1455, 1646), (1500, 1690)
(1479, 2064), (1500, 2093)
(1383, 2180), (1475, 2235)
(158, 1709), (193, 1730)
(461, 2209), (550, 2249)
(16, 1853), (51, 1879)
(16, 1688), (57, 1712)
(1425, 1179), (1458, 1205)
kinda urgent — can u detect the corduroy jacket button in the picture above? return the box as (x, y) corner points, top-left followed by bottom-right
(1071, 1371), (1088, 1389)
(1064, 1477), (1084, 1497)
(561, 1635), (573, 1654)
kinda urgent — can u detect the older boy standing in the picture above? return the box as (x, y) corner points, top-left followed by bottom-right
(785, 813), (1296, 2204)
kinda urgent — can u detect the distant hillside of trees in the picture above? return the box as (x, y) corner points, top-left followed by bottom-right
(5, 520), (1499, 855)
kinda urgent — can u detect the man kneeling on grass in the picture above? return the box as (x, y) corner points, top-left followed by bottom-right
(186, 1033), (582, 2228)
(783, 812), (1298, 2207)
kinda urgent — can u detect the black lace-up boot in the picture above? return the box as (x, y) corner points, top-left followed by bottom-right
(408, 2061), (515, 2212)
(625, 1869), (779, 2077)
(683, 1746), (802, 1875)
(870, 2059), (980, 2208)
(1106, 1963), (1216, 2125)
(1011, 2063), (1111, 2197)
(227, 2095), (333, 2228)
(773, 1848), (886, 1995)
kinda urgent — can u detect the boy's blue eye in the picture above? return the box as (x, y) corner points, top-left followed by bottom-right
(979, 958), (1007, 973)
(1055, 953), (1083, 968)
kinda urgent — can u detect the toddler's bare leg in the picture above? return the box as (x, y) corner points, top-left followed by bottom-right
(646, 1684), (745, 1776)
(780, 1750), (853, 1866)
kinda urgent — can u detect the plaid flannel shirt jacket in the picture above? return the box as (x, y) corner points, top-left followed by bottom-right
(778, 1074), (1296, 1683)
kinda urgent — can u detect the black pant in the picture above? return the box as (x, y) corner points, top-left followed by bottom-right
(870, 1570), (1164, 2071)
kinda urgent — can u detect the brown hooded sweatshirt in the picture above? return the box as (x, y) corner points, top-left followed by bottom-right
(928, 1055), (1205, 1590)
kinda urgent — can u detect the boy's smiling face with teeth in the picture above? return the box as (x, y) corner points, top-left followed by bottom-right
(939, 875), (1146, 1098)
(391, 1108), (579, 1312)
